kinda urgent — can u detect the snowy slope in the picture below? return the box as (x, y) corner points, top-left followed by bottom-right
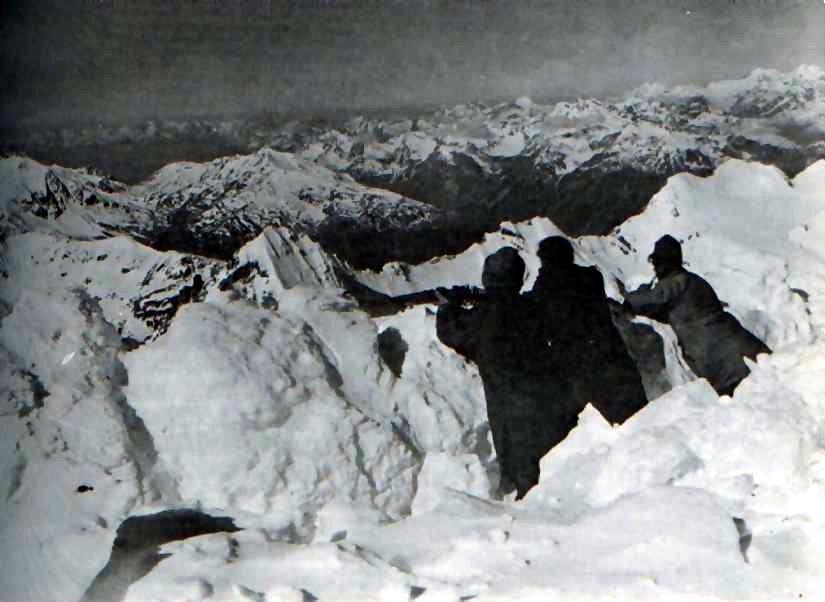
(1, 67), (825, 601)
(2, 157), (823, 601)
(132, 147), (436, 233)
(0, 157), (149, 241)
(0, 148), (443, 272)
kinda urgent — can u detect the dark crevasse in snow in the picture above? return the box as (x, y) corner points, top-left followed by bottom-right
(377, 327), (409, 378)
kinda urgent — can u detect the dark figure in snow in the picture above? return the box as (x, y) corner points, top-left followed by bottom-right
(529, 236), (648, 424)
(617, 235), (771, 396)
(436, 247), (569, 499)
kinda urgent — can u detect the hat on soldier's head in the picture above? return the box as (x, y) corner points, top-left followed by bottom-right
(537, 236), (574, 266)
(649, 235), (683, 267)
(482, 246), (525, 290)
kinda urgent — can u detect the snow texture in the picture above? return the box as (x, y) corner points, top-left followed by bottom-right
(1, 71), (825, 601)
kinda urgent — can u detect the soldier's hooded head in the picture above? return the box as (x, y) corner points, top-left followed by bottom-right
(537, 236), (575, 268)
(482, 246), (525, 296)
(648, 235), (683, 278)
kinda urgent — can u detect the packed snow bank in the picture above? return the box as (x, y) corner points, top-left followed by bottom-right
(120, 343), (825, 601)
(121, 280), (494, 529)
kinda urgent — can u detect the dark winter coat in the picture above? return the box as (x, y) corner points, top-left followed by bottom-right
(529, 264), (648, 424)
(623, 267), (771, 396)
(436, 293), (573, 498)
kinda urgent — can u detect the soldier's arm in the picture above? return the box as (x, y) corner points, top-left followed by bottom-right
(623, 274), (687, 318)
(436, 301), (481, 360)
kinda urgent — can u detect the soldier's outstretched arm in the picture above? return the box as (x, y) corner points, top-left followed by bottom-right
(436, 300), (481, 361)
(623, 275), (686, 319)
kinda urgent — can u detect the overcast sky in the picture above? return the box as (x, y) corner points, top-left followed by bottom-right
(1, 0), (823, 131)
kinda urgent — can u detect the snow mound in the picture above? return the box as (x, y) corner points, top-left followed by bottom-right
(122, 290), (418, 524)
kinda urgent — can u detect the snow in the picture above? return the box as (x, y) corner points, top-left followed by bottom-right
(400, 132), (438, 162)
(122, 294), (419, 521)
(129, 147), (433, 228)
(0, 157), (149, 241)
(2, 147), (825, 599)
(0, 156), (51, 205)
(0, 289), (144, 602)
(486, 132), (526, 157)
(233, 226), (345, 302)
(0, 232), (220, 342)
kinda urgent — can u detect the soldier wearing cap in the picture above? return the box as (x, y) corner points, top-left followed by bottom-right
(618, 235), (770, 396)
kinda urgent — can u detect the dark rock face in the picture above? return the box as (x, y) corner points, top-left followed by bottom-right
(141, 191), (462, 273)
(342, 144), (717, 263)
(314, 212), (487, 272)
(148, 208), (265, 261)
(142, 183), (275, 260)
(132, 272), (207, 335)
(377, 327), (409, 378)
(24, 170), (71, 219)
(550, 165), (672, 236)
(340, 156), (705, 268)
(724, 135), (811, 177)
(353, 151), (499, 213)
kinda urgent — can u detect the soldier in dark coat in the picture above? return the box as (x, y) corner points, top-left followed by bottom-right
(528, 236), (648, 424)
(436, 247), (570, 499)
(618, 235), (771, 396)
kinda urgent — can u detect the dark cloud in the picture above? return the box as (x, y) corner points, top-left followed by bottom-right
(1, 0), (823, 131)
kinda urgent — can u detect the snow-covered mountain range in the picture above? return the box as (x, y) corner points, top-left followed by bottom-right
(1, 67), (825, 601)
(5, 66), (824, 271)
